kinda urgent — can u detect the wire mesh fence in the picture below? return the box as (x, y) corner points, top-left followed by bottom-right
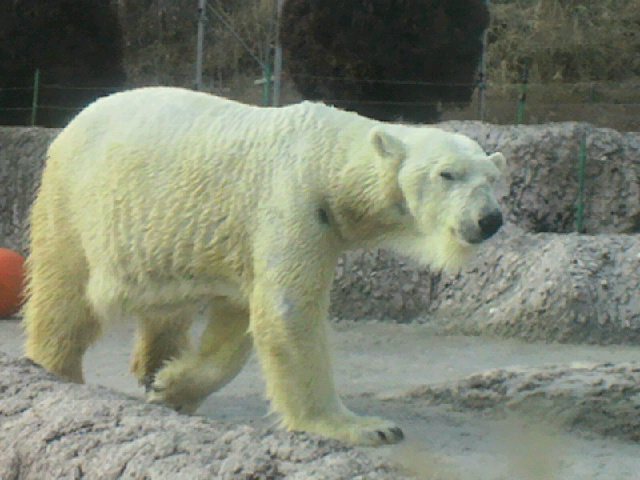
(1, 71), (639, 131)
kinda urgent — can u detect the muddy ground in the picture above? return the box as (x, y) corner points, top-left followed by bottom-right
(2, 318), (639, 479)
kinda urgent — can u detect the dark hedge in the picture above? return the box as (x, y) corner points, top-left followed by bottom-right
(281, 0), (489, 123)
(0, 0), (125, 127)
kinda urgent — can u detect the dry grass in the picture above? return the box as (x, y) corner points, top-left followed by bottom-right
(487, 0), (640, 83)
(115, 0), (640, 129)
(118, 0), (640, 85)
(117, 0), (272, 89)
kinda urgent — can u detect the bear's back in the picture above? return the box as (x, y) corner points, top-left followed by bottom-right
(40, 88), (373, 279)
(50, 88), (364, 174)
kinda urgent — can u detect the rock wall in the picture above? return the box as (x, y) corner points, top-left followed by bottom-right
(427, 226), (640, 344)
(441, 121), (640, 234)
(331, 225), (640, 344)
(0, 127), (56, 253)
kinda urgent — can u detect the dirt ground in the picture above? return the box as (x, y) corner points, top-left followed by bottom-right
(2, 317), (639, 479)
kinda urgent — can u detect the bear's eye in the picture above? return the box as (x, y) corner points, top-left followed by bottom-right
(440, 171), (455, 181)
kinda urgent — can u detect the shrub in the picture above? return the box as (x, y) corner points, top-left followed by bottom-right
(0, 0), (126, 127)
(280, 0), (490, 123)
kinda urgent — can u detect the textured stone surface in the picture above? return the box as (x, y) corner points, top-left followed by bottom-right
(0, 127), (56, 253)
(0, 353), (407, 480)
(332, 225), (640, 344)
(425, 225), (640, 343)
(440, 121), (640, 234)
(391, 361), (640, 442)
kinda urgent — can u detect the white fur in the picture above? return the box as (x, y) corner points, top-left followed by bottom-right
(23, 87), (505, 446)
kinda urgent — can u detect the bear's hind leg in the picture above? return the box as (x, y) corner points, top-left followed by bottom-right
(23, 248), (100, 384)
(146, 302), (252, 413)
(130, 311), (195, 390)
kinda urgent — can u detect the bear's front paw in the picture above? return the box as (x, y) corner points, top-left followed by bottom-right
(289, 413), (404, 446)
(351, 420), (404, 446)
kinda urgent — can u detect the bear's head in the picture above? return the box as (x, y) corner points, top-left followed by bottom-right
(370, 126), (506, 273)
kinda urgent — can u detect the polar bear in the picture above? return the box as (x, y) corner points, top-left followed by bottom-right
(23, 87), (505, 446)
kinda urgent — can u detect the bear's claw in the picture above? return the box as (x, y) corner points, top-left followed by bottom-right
(287, 413), (405, 446)
(378, 426), (404, 443)
(142, 375), (156, 393)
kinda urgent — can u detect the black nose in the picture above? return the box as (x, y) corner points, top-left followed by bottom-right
(478, 211), (503, 238)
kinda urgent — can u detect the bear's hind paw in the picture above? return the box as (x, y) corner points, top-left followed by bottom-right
(145, 373), (203, 414)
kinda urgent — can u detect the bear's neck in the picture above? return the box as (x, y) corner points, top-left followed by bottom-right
(327, 156), (409, 248)
(302, 112), (412, 248)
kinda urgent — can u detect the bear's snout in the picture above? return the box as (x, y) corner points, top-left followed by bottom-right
(478, 210), (503, 240)
(455, 208), (503, 245)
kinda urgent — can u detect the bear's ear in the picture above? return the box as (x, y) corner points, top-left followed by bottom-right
(488, 152), (506, 173)
(369, 128), (406, 163)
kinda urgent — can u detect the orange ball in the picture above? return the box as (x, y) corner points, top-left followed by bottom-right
(0, 249), (26, 318)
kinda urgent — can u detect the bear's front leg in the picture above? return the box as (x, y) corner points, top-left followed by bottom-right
(250, 273), (404, 446)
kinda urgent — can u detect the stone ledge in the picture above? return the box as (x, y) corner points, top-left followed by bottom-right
(0, 352), (408, 480)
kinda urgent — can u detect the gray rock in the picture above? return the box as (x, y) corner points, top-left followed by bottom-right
(0, 352), (408, 480)
(393, 361), (640, 442)
(439, 121), (640, 234)
(0, 127), (56, 254)
(333, 225), (640, 344)
(3, 121), (639, 251)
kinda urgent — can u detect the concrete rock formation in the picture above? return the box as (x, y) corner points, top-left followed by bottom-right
(440, 121), (640, 234)
(391, 361), (640, 442)
(333, 225), (640, 343)
(0, 353), (407, 480)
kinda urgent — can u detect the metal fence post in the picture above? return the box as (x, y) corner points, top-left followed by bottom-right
(478, 0), (490, 122)
(30, 68), (40, 126)
(516, 66), (529, 124)
(195, 0), (206, 91)
(576, 133), (587, 233)
(272, 0), (285, 106)
(263, 63), (272, 107)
